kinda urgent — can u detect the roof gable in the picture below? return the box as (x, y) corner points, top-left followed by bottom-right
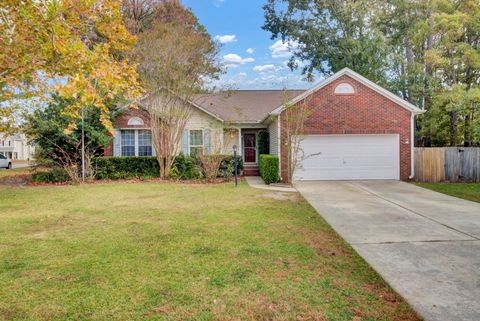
(270, 68), (424, 116)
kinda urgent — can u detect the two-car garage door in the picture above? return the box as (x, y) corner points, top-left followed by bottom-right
(293, 135), (400, 181)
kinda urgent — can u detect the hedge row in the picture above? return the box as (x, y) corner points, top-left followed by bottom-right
(95, 156), (160, 180)
(32, 155), (244, 183)
(258, 154), (279, 184)
(95, 155), (243, 180)
(31, 168), (70, 183)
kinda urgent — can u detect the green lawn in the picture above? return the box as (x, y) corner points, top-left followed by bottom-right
(0, 167), (29, 178)
(415, 182), (480, 202)
(0, 168), (31, 184)
(0, 182), (419, 320)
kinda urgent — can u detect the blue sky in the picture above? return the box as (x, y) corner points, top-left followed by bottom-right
(182, 0), (316, 90)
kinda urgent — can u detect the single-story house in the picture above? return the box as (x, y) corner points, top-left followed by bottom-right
(105, 68), (424, 182)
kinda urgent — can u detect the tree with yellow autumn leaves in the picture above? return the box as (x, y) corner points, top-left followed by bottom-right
(0, 0), (142, 133)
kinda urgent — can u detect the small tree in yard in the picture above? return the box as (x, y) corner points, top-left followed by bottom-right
(199, 127), (236, 181)
(282, 92), (314, 184)
(133, 2), (221, 179)
(25, 95), (115, 182)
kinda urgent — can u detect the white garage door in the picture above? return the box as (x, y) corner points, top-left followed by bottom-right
(294, 135), (400, 181)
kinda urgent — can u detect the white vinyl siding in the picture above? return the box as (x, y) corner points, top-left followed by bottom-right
(222, 128), (239, 155)
(181, 106), (223, 156)
(268, 118), (279, 156)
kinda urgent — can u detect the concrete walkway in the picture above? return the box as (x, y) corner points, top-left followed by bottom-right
(295, 180), (480, 321)
(245, 176), (297, 192)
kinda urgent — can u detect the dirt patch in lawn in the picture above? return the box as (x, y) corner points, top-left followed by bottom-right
(0, 168), (31, 186)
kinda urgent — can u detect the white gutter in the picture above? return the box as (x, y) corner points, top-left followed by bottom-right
(277, 114), (282, 181)
(409, 113), (415, 179)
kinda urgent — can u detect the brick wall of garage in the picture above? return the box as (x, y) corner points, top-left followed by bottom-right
(104, 108), (151, 156)
(279, 75), (412, 182)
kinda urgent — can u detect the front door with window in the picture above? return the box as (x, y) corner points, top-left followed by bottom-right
(243, 133), (256, 163)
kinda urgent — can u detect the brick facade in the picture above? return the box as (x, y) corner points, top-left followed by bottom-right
(280, 75), (412, 182)
(104, 108), (151, 156)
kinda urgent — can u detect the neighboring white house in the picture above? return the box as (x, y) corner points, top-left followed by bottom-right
(0, 133), (35, 160)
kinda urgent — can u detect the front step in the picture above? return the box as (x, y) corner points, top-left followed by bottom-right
(243, 166), (260, 176)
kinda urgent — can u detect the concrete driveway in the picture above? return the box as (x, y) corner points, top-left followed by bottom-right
(295, 181), (480, 321)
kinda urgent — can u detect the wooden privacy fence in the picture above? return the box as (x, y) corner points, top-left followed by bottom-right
(414, 147), (480, 182)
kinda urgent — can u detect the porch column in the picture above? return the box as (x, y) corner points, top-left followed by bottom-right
(237, 127), (242, 156)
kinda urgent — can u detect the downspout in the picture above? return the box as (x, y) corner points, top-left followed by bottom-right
(409, 113), (415, 179)
(277, 114), (282, 181)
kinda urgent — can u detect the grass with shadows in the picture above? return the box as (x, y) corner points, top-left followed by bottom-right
(415, 182), (480, 203)
(0, 168), (32, 186)
(0, 167), (30, 179)
(0, 181), (420, 320)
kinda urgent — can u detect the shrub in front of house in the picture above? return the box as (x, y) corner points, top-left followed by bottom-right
(218, 155), (243, 178)
(258, 154), (280, 184)
(95, 157), (160, 180)
(32, 167), (70, 183)
(94, 155), (243, 180)
(170, 154), (204, 180)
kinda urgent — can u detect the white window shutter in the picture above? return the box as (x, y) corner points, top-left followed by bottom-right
(204, 128), (211, 155)
(181, 129), (189, 155)
(113, 129), (121, 156)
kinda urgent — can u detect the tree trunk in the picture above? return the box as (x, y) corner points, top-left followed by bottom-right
(464, 114), (470, 147)
(451, 111), (458, 146)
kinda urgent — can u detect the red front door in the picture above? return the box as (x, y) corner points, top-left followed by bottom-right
(243, 133), (256, 163)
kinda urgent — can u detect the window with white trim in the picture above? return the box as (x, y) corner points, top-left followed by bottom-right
(120, 129), (153, 156)
(121, 130), (135, 156)
(127, 117), (144, 126)
(334, 82), (355, 95)
(189, 129), (203, 156)
(138, 130), (152, 156)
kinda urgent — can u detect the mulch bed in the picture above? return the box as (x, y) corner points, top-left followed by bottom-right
(1, 174), (240, 187)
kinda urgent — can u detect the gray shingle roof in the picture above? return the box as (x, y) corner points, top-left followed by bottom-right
(192, 90), (305, 123)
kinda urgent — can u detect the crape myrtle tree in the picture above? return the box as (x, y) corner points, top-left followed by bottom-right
(134, 1), (221, 179)
(280, 91), (315, 184)
(263, 0), (480, 146)
(199, 126), (237, 181)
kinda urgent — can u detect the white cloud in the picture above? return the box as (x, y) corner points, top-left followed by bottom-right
(283, 59), (305, 69)
(215, 34), (237, 44)
(214, 0), (225, 7)
(210, 71), (310, 90)
(269, 40), (299, 58)
(247, 73), (306, 87)
(246, 48), (255, 54)
(222, 53), (255, 68)
(253, 64), (276, 73)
